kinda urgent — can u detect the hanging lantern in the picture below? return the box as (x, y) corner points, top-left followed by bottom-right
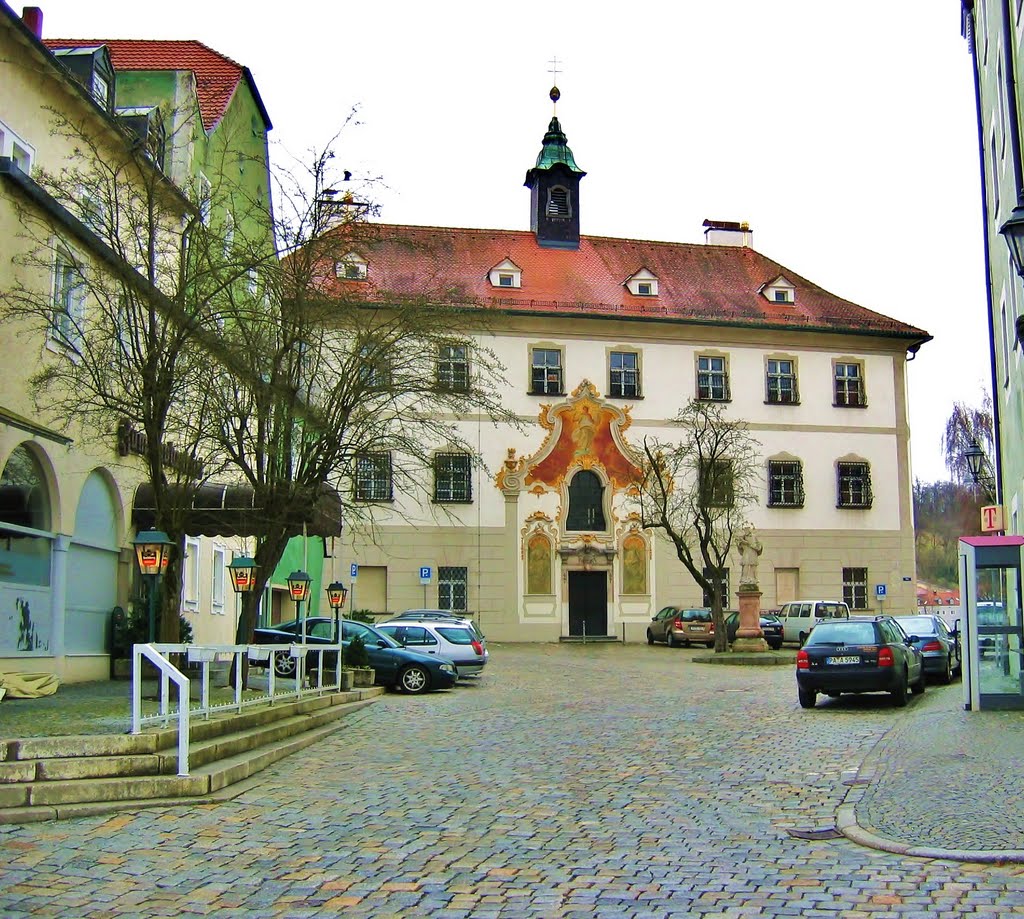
(133, 529), (173, 577)
(228, 556), (258, 593)
(287, 569), (311, 603)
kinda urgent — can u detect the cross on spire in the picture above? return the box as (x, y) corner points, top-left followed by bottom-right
(548, 56), (562, 112)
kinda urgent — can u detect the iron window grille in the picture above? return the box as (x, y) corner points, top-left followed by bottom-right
(609, 351), (641, 398)
(766, 359), (799, 404)
(697, 355), (730, 401)
(702, 567), (730, 609)
(436, 344), (470, 392)
(837, 462), (872, 508)
(355, 453), (393, 501)
(834, 362), (865, 407)
(433, 453), (473, 503)
(768, 460), (804, 508)
(531, 348), (563, 394)
(438, 566), (468, 612)
(843, 566), (868, 610)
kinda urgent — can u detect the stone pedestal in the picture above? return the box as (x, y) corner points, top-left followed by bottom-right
(732, 587), (769, 653)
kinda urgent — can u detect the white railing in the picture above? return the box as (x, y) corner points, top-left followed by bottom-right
(130, 641), (346, 776)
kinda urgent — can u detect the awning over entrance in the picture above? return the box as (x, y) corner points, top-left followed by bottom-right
(131, 482), (343, 538)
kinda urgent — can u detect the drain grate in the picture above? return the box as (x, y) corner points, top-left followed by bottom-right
(786, 827), (843, 840)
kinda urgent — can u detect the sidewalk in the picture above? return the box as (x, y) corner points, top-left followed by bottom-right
(839, 693), (1024, 862)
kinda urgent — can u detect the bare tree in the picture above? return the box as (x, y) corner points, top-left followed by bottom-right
(941, 392), (995, 498)
(0, 107), (267, 641)
(632, 400), (761, 652)
(203, 141), (517, 678)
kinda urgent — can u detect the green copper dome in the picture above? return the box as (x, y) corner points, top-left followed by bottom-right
(533, 116), (585, 174)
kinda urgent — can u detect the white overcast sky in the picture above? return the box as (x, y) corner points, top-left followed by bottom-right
(33, 0), (988, 483)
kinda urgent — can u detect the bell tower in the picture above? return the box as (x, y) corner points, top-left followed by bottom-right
(524, 74), (586, 250)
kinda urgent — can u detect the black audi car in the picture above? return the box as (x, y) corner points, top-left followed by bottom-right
(796, 616), (925, 708)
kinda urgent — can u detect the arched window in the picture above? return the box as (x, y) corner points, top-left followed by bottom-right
(547, 186), (570, 217)
(566, 470), (605, 531)
(0, 445), (52, 586)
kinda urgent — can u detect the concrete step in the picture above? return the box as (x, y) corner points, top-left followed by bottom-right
(0, 689), (382, 823)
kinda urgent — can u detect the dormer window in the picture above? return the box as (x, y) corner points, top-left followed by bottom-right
(488, 258), (522, 289)
(625, 268), (659, 297)
(762, 275), (796, 304)
(335, 252), (368, 280)
(51, 46), (115, 112)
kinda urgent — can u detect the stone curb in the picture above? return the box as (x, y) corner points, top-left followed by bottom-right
(692, 651), (796, 666)
(836, 803), (1024, 864)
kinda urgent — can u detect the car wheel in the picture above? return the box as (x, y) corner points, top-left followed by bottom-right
(273, 653), (298, 678)
(397, 665), (431, 694)
(666, 631), (676, 648)
(798, 688), (817, 709)
(891, 671), (909, 707)
(939, 656), (953, 685)
(646, 629), (655, 646)
(911, 670), (926, 695)
(770, 640), (783, 651)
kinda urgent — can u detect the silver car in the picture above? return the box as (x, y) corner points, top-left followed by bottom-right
(377, 617), (488, 679)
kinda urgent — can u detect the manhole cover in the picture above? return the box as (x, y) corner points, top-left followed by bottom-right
(786, 827), (843, 840)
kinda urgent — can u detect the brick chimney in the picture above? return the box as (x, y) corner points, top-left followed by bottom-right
(702, 219), (752, 248)
(22, 7), (43, 38)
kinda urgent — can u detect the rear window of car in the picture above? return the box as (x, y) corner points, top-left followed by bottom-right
(436, 627), (474, 644)
(805, 621), (878, 646)
(817, 603), (847, 619)
(897, 617), (938, 636)
(679, 609), (711, 622)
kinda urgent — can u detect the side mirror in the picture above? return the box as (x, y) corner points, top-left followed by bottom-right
(907, 635), (920, 644)
(377, 639), (389, 648)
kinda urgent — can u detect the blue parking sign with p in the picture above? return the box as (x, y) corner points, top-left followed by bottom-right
(875, 584), (887, 597)
(420, 566), (432, 583)
(350, 563), (358, 579)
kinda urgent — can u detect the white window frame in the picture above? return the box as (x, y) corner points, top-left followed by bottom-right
(49, 243), (86, 355)
(488, 258), (522, 288)
(0, 118), (35, 172)
(183, 536), (201, 609)
(335, 252), (368, 280)
(211, 546), (226, 612)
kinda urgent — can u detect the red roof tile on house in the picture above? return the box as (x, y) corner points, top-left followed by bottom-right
(42, 38), (246, 132)
(327, 224), (931, 340)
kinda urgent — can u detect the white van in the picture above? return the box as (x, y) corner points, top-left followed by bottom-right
(778, 600), (851, 645)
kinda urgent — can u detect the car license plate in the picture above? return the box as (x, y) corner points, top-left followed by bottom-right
(689, 625), (704, 631)
(825, 656), (860, 665)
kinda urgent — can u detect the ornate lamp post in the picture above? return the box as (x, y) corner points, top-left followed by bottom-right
(287, 569), (312, 644)
(326, 581), (349, 672)
(132, 529), (173, 642)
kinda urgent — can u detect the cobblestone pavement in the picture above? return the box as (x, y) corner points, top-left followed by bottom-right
(3, 643), (1024, 917)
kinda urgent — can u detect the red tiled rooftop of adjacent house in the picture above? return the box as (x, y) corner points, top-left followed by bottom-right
(42, 38), (243, 132)
(321, 223), (931, 339)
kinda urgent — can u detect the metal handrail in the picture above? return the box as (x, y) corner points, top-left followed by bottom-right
(131, 644), (190, 776)
(130, 641), (348, 776)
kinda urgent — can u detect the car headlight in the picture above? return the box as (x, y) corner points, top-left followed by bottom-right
(439, 663), (455, 673)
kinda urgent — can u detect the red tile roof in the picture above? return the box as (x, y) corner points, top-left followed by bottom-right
(326, 224), (931, 341)
(43, 38), (245, 132)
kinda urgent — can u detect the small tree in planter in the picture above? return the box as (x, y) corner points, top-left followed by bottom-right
(347, 634), (374, 686)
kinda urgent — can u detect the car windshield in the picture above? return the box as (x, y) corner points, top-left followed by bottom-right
(806, 621), (877, 646)
(436, 627), (474, 644)
(896, 617), (938, 636)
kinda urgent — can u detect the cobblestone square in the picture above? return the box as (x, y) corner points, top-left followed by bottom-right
(2, 643), (1024, 917)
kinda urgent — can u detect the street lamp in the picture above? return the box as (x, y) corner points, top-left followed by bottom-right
(132, 529), (173, 642)
(287, 569), (312, 644)
(1000, 204), (1024, 280)
(326, 581), (349, 670)
(227, 556), (258, 594)
(964, 438), (986, 483)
